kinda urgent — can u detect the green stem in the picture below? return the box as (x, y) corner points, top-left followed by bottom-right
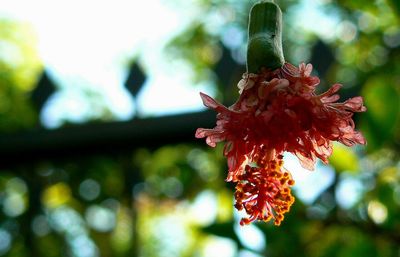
(247, 1), (285, 73)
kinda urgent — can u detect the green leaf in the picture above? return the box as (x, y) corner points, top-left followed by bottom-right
(201, 222), (242, 246)
(388, 0), (400, 17)
(361, 76), (400, 149)
(329, 143), (360, 173)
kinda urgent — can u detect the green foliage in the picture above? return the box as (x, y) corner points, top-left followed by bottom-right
(0, 20), (42, 132)
(329, 143), (360, 173)
(361, 76), (400, 150)
(387, 0), (400, 17)
(166, 23), (221, 83)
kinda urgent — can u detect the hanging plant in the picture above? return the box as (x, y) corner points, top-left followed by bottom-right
(196, 0), (366, 226)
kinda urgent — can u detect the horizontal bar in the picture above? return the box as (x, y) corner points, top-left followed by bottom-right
(0, 110), (216, 168)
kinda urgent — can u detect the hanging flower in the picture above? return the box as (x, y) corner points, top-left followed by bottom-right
(195, 62), (366, 225)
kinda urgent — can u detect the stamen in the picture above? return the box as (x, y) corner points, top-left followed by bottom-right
(234, 156), (295, 226)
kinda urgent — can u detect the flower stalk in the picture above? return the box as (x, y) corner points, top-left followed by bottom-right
(247, 1), (285, 73)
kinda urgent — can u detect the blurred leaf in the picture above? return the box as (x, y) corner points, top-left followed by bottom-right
(378, 166), (398, 184)
(387, 0), (400, 17)
(41, 183), (71, 209)
(201, 222), (242, 247)
(330, 143), (360, 173)
(0, 20), (42, 132)
(373, 182), (399, 227)
(308, 226), (378, 257)
(361, 76), (400, 150)
(166, 23), (220, 83)
(337, 232), (377, 257)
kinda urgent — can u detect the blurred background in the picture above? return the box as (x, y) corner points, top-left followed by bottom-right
(0, 0), (399, 256)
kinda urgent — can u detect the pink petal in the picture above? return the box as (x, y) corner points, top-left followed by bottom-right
(343, 97), (367, 112)
(199, 92), (220, 109)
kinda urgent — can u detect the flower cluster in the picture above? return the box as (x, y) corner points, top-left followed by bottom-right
(196, 62), (366, 225)
(234, 153), (295, 225)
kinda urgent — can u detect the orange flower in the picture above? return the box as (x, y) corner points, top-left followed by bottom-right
(196, 62), (366, 225)
(235, 154), (295, 226)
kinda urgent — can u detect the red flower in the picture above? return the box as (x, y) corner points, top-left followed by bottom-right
(196, 62), (366, 225)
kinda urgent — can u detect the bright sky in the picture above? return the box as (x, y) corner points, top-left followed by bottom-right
(0, 0), (215, 128)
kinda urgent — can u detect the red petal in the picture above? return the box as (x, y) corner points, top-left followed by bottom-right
(343, 97), (367, 112)
(199, 92), (219, 109)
